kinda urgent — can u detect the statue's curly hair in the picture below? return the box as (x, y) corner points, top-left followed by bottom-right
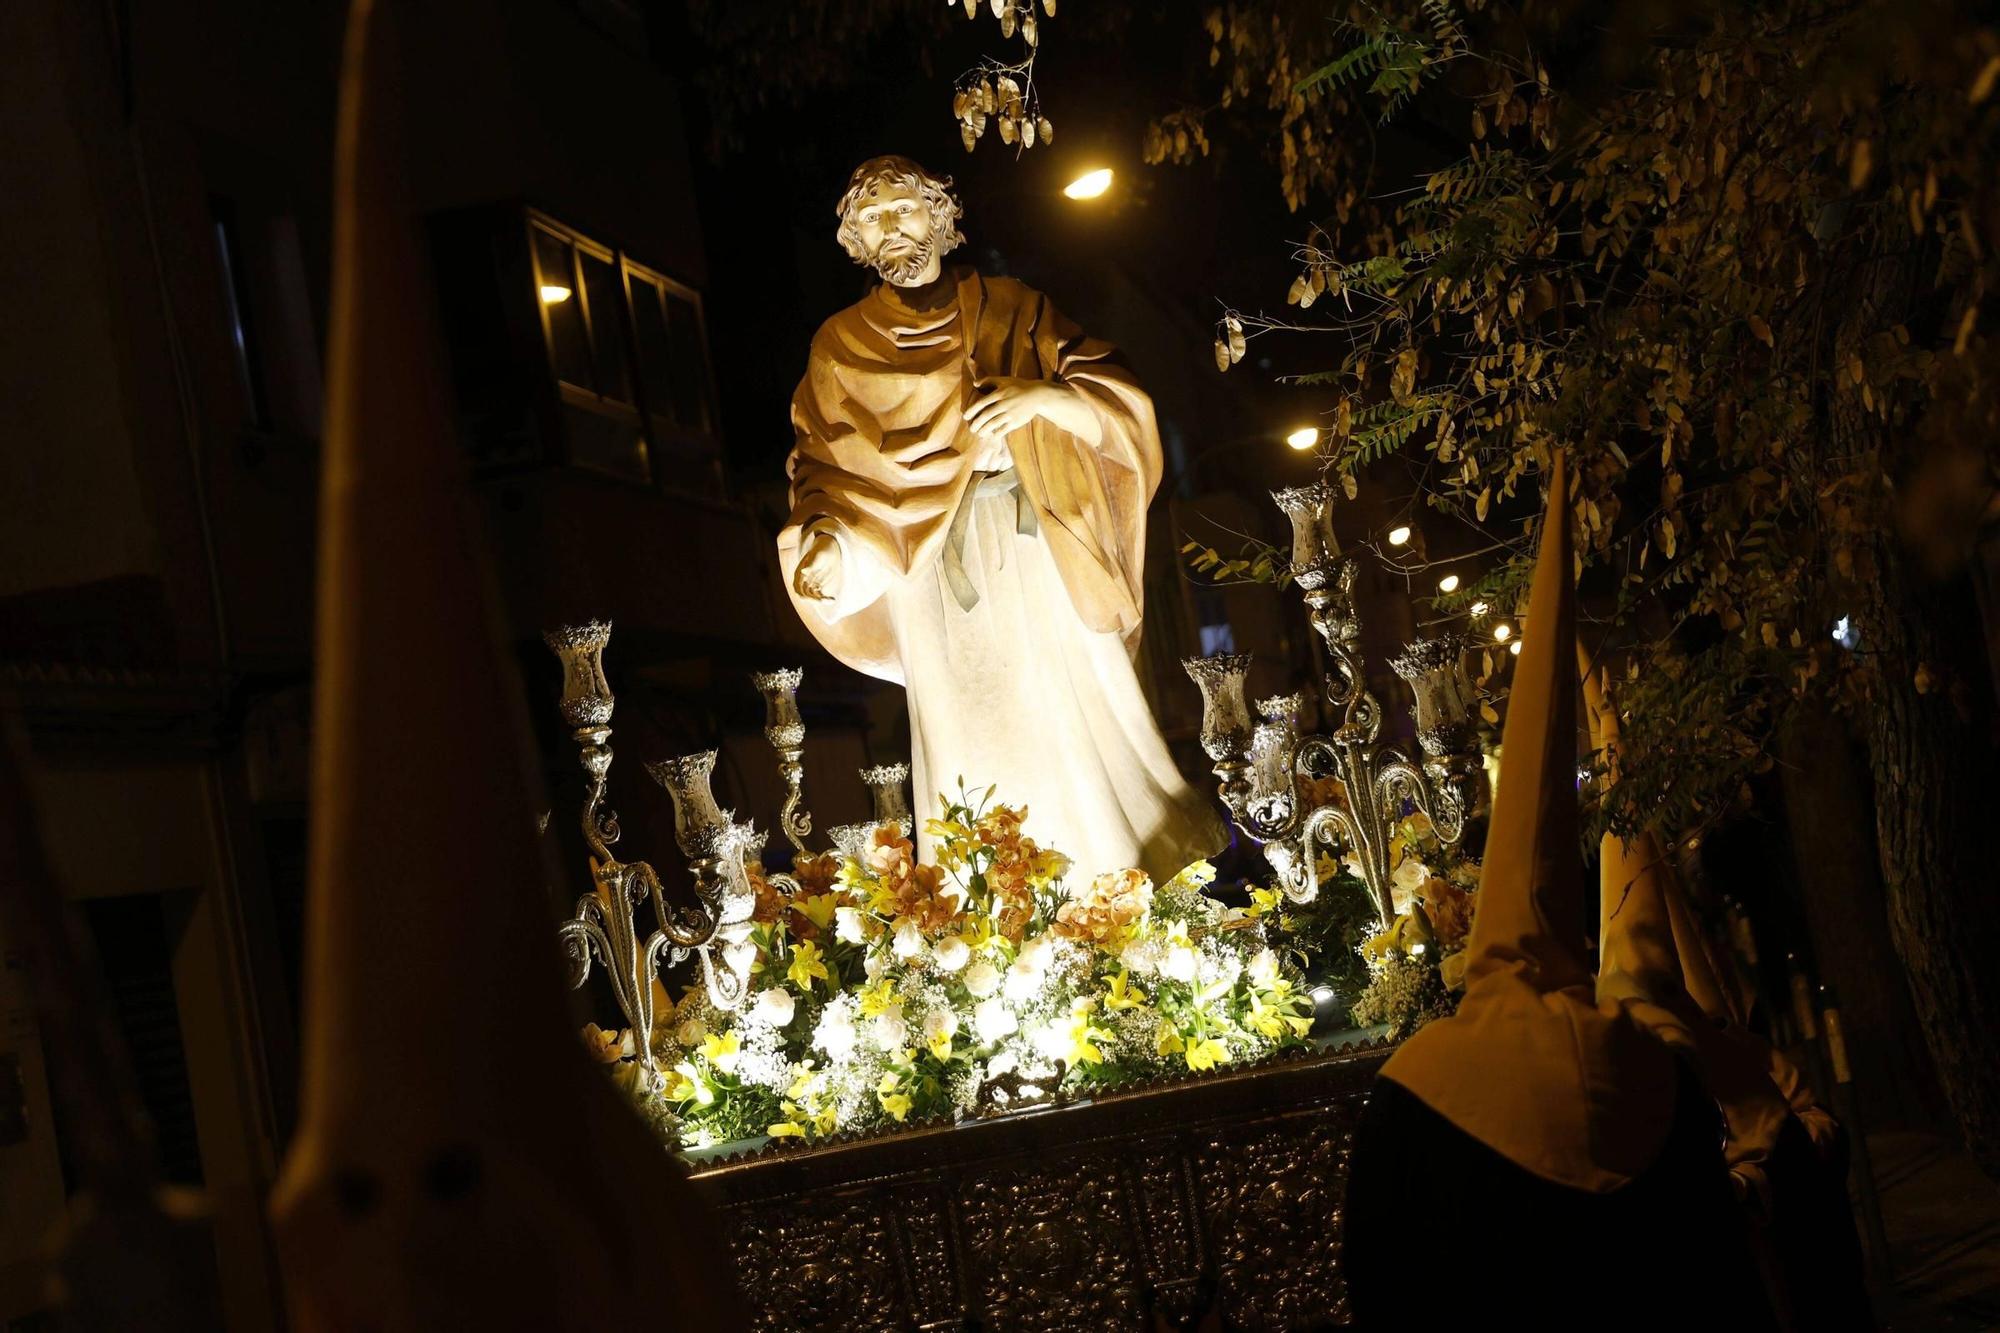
(834, 156), (966, 265)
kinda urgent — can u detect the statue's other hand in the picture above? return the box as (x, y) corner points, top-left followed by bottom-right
(794, 530), (843, 603)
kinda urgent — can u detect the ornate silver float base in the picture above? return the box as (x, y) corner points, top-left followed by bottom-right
(689, 1038), (1392, 1331)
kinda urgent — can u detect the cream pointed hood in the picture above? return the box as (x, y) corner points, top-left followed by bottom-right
(1381, 454), (1678, 1192)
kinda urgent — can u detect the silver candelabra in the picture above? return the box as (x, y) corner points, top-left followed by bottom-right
(1185, 483), (1489, 928)
(543, 622), (909, 1072)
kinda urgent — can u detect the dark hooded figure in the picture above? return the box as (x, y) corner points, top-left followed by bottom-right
(1342, 454), (1774, 1329)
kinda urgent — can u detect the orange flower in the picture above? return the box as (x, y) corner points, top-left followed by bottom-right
(1418, 875), (1475, 952)
(745, 860), (784, 926)
(1053, 868), (1153, 947)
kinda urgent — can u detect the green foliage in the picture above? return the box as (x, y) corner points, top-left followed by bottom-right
(1159, 0), (2000, 847)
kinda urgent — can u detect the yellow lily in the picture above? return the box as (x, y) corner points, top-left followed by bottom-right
(794, 891), (839, 935)
(879, 1090), (913, 1122)
(927, 1029), (955, 1063)
(1184, 1035), (1229, 1072)
(1102, 968), (1143, 1011)
(1155, 1023), (1185, 1058)
(787, 940), (830, 992)
(700, 1030), (741, 1073)
(1246, 885), (1284, 919)
(858, 976), (900, 1017)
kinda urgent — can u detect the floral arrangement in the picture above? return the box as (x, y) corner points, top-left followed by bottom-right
(1347, 809), (1479, 1039)
(585, 785), (1316, 1151)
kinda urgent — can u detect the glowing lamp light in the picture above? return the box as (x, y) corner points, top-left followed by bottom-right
(1493, 623), (1512, 642)
(540, 284), (573, 304)
(1063, 168), (1114, 200)
(1286, 426), (1320, 451)
(1469, 601), (1489, 616)
(1508, 640), (1522, 656)
(1436, 574), (1461, 594)
(1387, 525), (1412, 546)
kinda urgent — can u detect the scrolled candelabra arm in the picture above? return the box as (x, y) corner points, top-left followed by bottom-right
(750, 668), (813, 854)
(1184, 652), (1256, 824)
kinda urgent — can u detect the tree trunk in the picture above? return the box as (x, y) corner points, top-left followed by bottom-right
(1856, 535), (2000, 1177)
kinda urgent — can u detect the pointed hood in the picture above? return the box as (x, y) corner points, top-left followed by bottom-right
(269, 4), (741, 1327)
(1382, 453), (1678, 1192)
(1584, 661), (1791, 1181)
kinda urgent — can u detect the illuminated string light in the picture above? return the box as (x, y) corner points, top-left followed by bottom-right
(1437, 574), (1460, 594)
(1469, 601), (1489, 616)
(539, 284), (573, 304)
(1493, 623), (1512, 642)
(1387, 525), (1412, 546)
(1508, 640), (1522, 656)
(1286, 426), (1319, 451)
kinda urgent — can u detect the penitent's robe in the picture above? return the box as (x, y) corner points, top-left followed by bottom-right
(777, 267), (1223, 882)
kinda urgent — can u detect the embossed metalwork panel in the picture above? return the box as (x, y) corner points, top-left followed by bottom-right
(690, 1040), (1390, 1332)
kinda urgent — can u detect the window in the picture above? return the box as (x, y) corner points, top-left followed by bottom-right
(531, 220), (648, 482)
(526, 212), (722, 490)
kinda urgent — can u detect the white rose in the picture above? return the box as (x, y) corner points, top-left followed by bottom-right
(1019, 935), (1054, 971)
(1160, 944), (1198, 983)
(871, 1004), (909, 1050)
(675, 1016), (709, 1047)
(751, 987), (796, 1027)
(1031, 1019), (1071, 1064)
(835, 905), (867, 945)
(1248, 947), (1280, 988)
(1121, 939), (1160, 976)
(893, 919), (925, 961)
(1003, 956), (1044, 1003)
(972, 996), (1018, 1043)
(813, 1007), (856, 1061)
(864, 949), (888, 981)
(923, 1008), (959, 1046)
(933, 935), (971, 973)
(964, 959), (1001, 998)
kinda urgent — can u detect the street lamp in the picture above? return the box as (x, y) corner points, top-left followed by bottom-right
(1063, 167), (1114, 200)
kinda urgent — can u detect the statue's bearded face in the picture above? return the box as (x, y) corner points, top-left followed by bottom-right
(849, 180), (941, 286)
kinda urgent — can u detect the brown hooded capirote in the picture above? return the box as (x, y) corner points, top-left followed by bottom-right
(267, 4), (743, 1327)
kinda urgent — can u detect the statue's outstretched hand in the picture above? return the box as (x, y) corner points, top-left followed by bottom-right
(794, 529), (843, 603)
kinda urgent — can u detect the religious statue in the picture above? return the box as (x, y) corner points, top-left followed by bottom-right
(777, 155), (1224, 883)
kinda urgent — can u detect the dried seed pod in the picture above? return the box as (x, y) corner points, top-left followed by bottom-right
(1214, 340), (1231, 372)
(962, 121), (978, 152)
(1043, 0), (1056, 14)
(1022, 116), (1037, 147)
(999, 6), (1016, 37)
(989, 0), (1005, 16)
(1036, 115), (1053, 144)
(953, 89), (971, 119)
(981, 79), (996, 113)
(1298, 278), (1317, 310)
(999, 115), (1017, 145)
(1287, 275), (1307, 305)
(1226, 316), (1246, 363)
(1023, 12), (1037, 44)
(963, 0), (977, 14)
